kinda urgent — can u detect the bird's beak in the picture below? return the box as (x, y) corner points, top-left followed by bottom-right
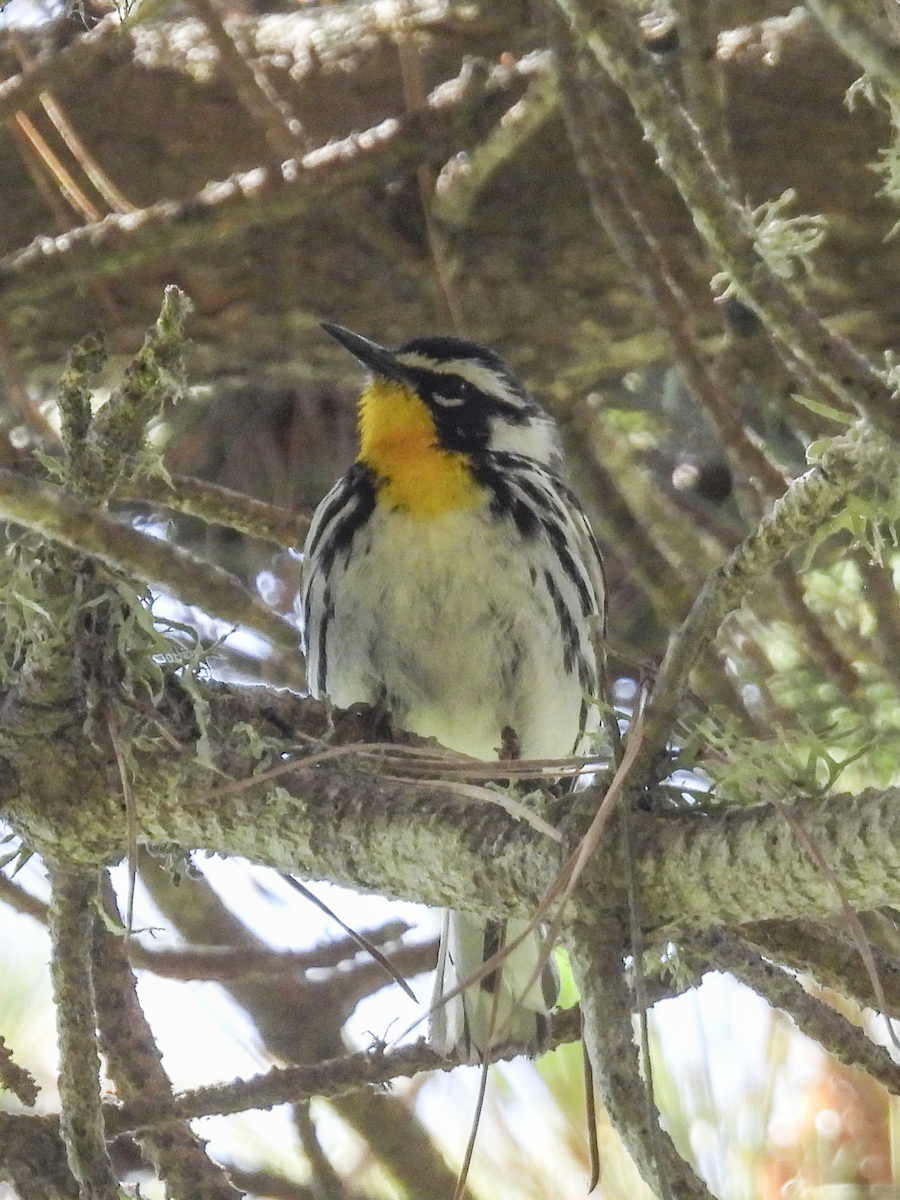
(321, 322), (406, 382)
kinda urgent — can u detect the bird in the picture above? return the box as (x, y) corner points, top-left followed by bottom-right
(299, 322), (606, 1062)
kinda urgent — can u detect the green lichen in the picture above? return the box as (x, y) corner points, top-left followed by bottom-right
(0, 289), (212, 858)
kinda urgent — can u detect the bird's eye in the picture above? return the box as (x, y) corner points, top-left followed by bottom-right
(432, 388), (467, 408)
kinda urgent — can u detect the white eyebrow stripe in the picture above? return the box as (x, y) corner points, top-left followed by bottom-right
(393, 352), (529, 408)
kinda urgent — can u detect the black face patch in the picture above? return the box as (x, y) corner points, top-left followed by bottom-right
(391, 338), (540, 455)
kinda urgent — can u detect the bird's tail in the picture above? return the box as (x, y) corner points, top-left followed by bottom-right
(429, 909), (559, 1063)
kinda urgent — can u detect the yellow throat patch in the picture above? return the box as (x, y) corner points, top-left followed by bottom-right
(358, 378), (482, 518)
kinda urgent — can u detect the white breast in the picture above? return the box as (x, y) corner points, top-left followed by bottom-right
(316, 504), (594, 761)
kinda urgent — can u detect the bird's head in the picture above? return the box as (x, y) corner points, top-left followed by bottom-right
(321, 322), (561, 472)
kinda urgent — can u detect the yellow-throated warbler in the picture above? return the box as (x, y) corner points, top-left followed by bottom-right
(300, 323), (605, 1062)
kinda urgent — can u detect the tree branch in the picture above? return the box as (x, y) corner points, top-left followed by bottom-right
(739, 916), (900, 1019)
(805, 0), (900, 92)
(0, 14), (123, 127)
(0, 57), (536, 306)
(683, 928), (900, 1097)
(632, 426), (898, 775)
(10, 684), (900, 945)
(567, 915), (715, 1199)
(554, 0), (899, 435)
(102, 1012), (582, 1138)
(0, 1035), (38, 1107)
(46, 866), (119, 1200)
(116, 473), (309, 546)
(92, 876), (240, 1200)
(0, 468), (300, 650)
(0, 1112), (79, 1200)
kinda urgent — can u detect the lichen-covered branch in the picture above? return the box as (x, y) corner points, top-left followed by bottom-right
(805, 0), (900, 93)
(0, 13), (123, 127)
(46, 866), (120, 1200)
(76, 286), (191, 501)
(567, 915), (715, 1200)
(673, 0), (733, 175)
(9, 683), (900, 944)
(133, 853), (474, 1199)
(116, 473), (309, 546)
(0, 1035), (38, 1107)
(739, 916), (900, 1020)
(633, 426), (899, 774)
(683, 929), (900, 1097)
(92, 877), (241, 1200)
(101, 1012), (581, 1138)
(188, 0), (302, 162)
(552, 29), (787, 502)
(0, 1112), (79, 1200)
(0, 468), (300, 650)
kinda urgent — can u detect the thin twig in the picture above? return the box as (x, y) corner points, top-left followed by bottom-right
(673, 0), (733, 177)
(117, 472), (310, 546)
(685, 929), (900, 1096)
(0, 467), (302, 651)
(396, 11), (467, 333)
(805, 0), (900, 93)
(631, 427), (897, 778)
(773, 562), (862, 699)
(104, 1013), (584, 1138)
(190, 0), (303, 162)
(854, 551), (900, 692)
(553, 39), (787, 502)
(739, 917), (900, 1020)
(0, 311), (58, 441)
(107, 712), (137, 936)
(0, 14), (123, 127)
(0, 58), (536, 306)
(130, 921), (417, 980)
(432, 59), (559, 229)
(0, 1036), (39, 1107)
(0, 869), (49, 923)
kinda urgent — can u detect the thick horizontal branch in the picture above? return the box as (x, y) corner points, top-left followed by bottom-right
(0, 57), (535, 305)
(7, 684), (900, 939)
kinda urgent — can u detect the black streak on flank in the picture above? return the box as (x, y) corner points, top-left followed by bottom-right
(315, 463), (378, 571)
(541, 517), (593, 616)
(316, 587), (335, 696)
(543, 568), (579, 677)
